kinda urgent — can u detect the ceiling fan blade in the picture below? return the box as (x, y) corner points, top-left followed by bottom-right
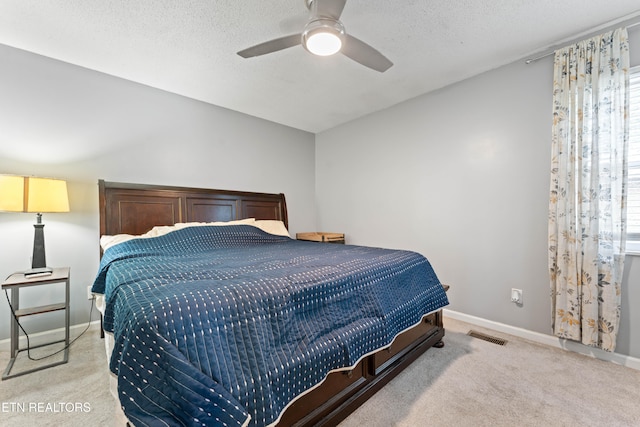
(341, 34), (393, 72)
(314, 0), (347, 20)
(237, 34), (302, 58)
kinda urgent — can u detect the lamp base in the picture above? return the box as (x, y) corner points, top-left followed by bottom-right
(24, 267), (53, 277)
(32, 220), (47, 270)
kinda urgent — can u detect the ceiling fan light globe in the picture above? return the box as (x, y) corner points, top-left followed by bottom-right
(302, 18), (345, 56)
(306, 32), (342, 56)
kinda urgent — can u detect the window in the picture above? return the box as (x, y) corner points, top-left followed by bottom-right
(628, 66), (640, 253)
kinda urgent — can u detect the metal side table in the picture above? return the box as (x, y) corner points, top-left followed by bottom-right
(2, 267), (70, 380)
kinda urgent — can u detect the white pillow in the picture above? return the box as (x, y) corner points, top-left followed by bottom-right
(253, 220), (290, 237)
(100, 218), (258, 251)
(100, 234), (139, 251)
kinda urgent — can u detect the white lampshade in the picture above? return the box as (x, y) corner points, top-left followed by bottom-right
(0, 175), (26, 212)
(24, 177), (70, 213)
(0, 175), (69, 213)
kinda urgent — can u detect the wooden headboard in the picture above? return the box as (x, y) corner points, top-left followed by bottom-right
(98, 180), (288, 236)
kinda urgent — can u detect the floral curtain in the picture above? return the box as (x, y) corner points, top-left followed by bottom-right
(548, 28), (629, 352)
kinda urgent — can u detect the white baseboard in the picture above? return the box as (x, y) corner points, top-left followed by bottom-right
(0, 320), (101, 352)
(444, 309), (640, 371)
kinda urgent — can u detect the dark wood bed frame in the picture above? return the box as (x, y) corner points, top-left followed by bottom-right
(98, 180), (445, 427)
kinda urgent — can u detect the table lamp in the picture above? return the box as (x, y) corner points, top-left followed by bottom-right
(0, 175), (70, 276)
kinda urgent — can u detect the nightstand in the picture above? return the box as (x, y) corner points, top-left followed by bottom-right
(2, 267), (70, 380)
(296, 232), (345, 244)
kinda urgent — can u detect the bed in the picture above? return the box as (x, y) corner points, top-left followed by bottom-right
(92, 180), (449, 427)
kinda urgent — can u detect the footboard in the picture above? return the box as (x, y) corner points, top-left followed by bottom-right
(278, 309), (445, 426)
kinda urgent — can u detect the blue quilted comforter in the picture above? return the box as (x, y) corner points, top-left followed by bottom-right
(92, 225), (448, 427)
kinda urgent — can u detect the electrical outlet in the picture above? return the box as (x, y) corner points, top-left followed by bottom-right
(87, 285), (94, 300)
(511, 288), (523, 304)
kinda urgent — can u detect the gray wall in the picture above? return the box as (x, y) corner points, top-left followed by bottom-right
(316, 28), (640, 358)
(0, 44), (316, 340)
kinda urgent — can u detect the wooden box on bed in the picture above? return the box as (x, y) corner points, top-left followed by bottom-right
(98, 180), (445, 427)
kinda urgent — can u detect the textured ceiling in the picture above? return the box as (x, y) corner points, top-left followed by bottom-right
(1, 1), (640, 133)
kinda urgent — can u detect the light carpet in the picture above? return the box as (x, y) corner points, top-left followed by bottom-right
(339, 317), (640, 427)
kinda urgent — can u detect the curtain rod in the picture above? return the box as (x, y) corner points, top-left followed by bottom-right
(524, 15), (640, 64)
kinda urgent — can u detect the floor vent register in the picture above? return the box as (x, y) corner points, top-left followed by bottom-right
(467, 330), (508, 346)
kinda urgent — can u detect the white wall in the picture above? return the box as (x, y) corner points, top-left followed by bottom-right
(316, 28), (640, 358)
(0, 44), (316, 340)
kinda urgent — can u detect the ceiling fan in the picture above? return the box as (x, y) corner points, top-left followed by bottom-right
(237, 0), (393, 72)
